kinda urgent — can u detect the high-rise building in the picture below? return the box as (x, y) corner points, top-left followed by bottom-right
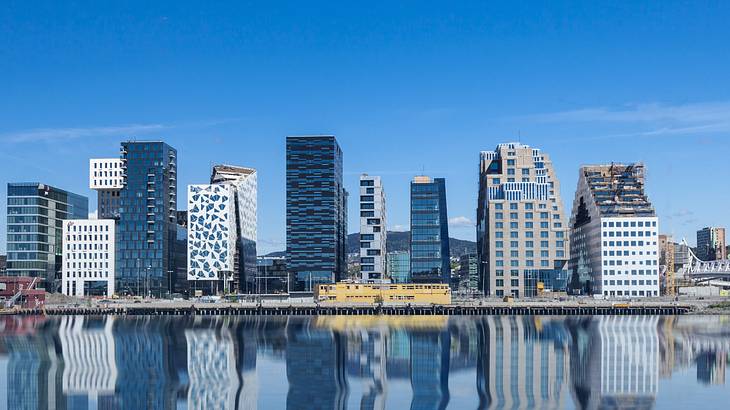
(696, 227), (726, 261)
(115, 141), (179, 296)
(410, 176), (450, 284)
(286, 136), (348, 292)
(476, 143), (570, 298)
(359, 175), (387, 282)
(89, 158), (124, 219)
(568, 163), (660, 298)
(187, 165), (257, 294)
(61, 219), (116, 297)
(6, 182), (88, 291)
(387, 251), (410, 283)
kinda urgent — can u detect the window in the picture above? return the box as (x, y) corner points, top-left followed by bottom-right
(507, 159), (515, 166)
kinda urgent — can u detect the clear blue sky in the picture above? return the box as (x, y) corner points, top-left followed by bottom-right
(1, 1), (729, 254)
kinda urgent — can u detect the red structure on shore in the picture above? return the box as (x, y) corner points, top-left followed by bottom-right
(0, 276), (45, 309)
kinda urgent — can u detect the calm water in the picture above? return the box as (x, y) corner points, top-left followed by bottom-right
(0, 315), (729, 410)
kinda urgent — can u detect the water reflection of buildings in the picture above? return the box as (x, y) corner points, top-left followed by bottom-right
(477, 316), (570, 410)
(0, 317), (63, 410)
(1, 314), (729, 409)
(59, 316), (117, 409)
(570, 316), (659, 410)
(286, 318), (348, 410)
(184, 321), (258, 410)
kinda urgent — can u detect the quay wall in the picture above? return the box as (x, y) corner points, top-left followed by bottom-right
(3, 304), (692, 316)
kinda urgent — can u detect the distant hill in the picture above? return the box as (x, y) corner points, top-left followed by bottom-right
(347, 231), (476, 257)
(264, 231), (477, 258)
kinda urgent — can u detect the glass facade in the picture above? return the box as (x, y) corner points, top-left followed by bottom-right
(386, 251), (410, 283)
(6, 182), (88, 291)
(410, 177), (450, 284)
(116, 141), (178, 296)
(286, 136), (347, 292)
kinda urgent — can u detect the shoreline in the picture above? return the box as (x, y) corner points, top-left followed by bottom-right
(1, 301), (707, 316)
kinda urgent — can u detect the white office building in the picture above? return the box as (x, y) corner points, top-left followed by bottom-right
(188, 184), (237, 280)
(62, 219), (116, 297)
(359, 175), (387, 281)
(188, 165), (257, 293)
(569, 164), (660, 298)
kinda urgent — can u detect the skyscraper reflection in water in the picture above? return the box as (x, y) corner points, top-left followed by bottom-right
(0, 315), (729, 409)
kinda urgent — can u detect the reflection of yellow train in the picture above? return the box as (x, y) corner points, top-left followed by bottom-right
(315, 315), (449, 331)
(315, 282), (451, 305)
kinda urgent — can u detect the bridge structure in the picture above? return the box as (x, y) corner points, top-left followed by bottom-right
(678, 241), (730, 282)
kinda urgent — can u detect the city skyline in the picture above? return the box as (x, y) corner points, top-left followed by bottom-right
(2, 2), (730, 255)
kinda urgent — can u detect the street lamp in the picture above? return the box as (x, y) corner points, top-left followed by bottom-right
(146, 265), (151, 299)
(167, 269), (174, 299)
(136, 258), (141, 297)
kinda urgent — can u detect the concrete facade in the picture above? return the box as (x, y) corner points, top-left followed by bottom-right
(359, 175), (387, 281)
(477, 143), (570, 298)
(62, 219), (116, 297)
(569, 164), (660, 298)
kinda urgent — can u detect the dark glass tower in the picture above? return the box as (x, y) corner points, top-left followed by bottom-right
(286, 136), (347, 292)
(6, 182), (88, 291)
(116, 141), (178, 296)
(410, 176), (450, 284)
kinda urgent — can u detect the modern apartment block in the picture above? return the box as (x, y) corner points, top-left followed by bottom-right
(61, 219), (115, 297)
(286, 136), (348, 292)
(187, 165), (257, 293)
(359, 175), (387, 281)
(410, 176), (450, 284)
(387, 251), (410, 283)
(89, 158), (124, 219)
(476, 143), (570, 298)
(568, 163), (660, 298)
(115, 141), (179, 296)
(696, 227), (727, 261)
(6, 182), (88, 291)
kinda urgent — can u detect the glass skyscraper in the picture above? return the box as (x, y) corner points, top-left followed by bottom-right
(6, 182), (88, 291)
(410, 176), (450, 284)
(286, 136), (347, 292)
(116, 141), (179, 296)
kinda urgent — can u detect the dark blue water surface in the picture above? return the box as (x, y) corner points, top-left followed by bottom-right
(0, 315), (728, 409)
